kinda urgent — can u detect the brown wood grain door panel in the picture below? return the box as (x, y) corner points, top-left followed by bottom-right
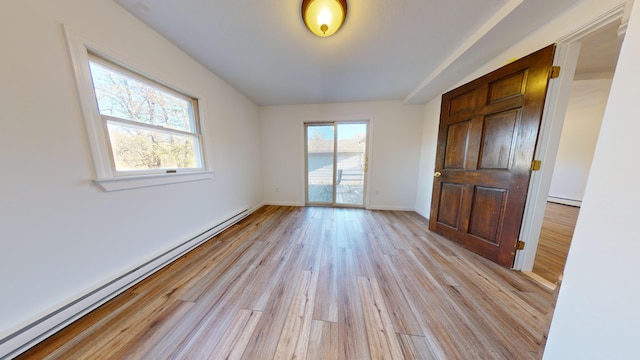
(429, 44), (555, 267)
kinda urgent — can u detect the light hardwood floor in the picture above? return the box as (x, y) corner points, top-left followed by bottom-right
(532, 202), (580, 284)
(19, 206), (555, 359)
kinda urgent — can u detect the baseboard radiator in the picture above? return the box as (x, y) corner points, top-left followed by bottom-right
(547, 196), (582, 207)
(0, 208), (250, 360)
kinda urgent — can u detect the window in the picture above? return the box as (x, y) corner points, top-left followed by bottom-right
(63, 25), (212, 191)
(88, 55), (204, 174)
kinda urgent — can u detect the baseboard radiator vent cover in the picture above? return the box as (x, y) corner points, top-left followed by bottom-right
(0, 208), (251, 360)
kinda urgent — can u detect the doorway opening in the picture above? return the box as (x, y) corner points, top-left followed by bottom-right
(532, 202), (580, 283)
(305, 121), (368, 207)
(531, 19), (622, 284)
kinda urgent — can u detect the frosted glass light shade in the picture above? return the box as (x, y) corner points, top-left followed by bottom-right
(302, 0), (347, 37)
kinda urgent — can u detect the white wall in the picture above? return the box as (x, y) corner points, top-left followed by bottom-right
(414, 98), (441, 218)
(0, 0), (261, 345)
(260, 101), (424, 210)
(548, 79), (612, 203)
(544, 0), (640, 357)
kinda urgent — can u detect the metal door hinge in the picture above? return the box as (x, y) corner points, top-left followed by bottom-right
(550, 66), (561, 79)
(516, 240), (525, 251)
(531, 160), (542, 171)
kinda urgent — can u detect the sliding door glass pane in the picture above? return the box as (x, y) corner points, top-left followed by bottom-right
(335, 123), (367, 206)
(307, 125), (335, 203)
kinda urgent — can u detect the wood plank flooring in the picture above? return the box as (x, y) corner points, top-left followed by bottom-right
(19, 206), (555, 359)
(307, 184), (363, 205)
(532, 202), (580, 283)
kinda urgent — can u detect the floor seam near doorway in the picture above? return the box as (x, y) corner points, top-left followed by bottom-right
(522, 271), (557, 291)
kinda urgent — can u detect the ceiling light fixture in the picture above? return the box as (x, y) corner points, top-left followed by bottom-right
(301, 0), (347, 37)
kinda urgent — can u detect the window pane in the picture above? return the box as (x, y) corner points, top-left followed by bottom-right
(336, 123), (366, 206)
(89, 61), (196, 133)
(107, 122), (202, 171)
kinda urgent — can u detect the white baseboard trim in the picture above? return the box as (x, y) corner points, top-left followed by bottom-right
(249, 202), (266, 214)
(366, 205), (416, 211)
(0, 206), (258, 360)
(263, 202), (421, 212)
(521, 271), (558, 291)
(414, 208), (430, 220)
(263, 201), (305, 207)
(547, 196), (582, 207)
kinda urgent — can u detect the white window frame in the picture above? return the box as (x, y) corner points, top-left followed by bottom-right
(63, 25), (213, 191)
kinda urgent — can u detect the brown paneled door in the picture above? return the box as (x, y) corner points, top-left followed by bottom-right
(429, 44), (556, 267)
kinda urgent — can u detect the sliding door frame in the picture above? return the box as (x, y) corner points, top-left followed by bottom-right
(304, 120), (369, 208)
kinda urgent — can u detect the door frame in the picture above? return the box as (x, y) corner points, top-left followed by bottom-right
(304, 120), (371, 208)
(513, 3), (628, 271)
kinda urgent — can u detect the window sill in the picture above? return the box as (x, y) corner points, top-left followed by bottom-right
(94, 171), (214, 192)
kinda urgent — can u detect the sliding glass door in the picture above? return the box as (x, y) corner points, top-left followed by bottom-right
(305, 122), (368, 207)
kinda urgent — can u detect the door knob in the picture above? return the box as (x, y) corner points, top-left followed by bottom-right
(434, 171), (442, 178)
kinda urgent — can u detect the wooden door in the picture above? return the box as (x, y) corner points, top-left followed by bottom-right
(429, 44), (555, 267)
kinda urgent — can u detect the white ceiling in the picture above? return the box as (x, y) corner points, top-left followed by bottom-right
(574, 19), (623, 79)
(114, 0), (582, 106)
